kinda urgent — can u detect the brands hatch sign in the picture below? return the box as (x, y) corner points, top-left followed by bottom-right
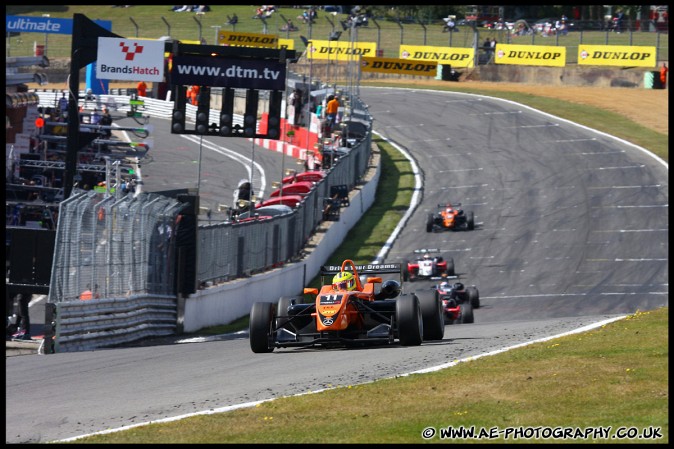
(96, 38), (165, 82)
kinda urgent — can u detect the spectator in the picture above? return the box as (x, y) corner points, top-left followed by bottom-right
(8, 293), (31, 341)
(136, 80), (147, 97)
(660, 63), (668, 89)
(325, 94), (339, 131)
(189, 85), (200, 106)
(58, 92), (68, 116)
(442, 15), (456, 32)
(226, 13), (238, 25)
(100, 107), (112, 138)
(280, 19), (298, 32)
(90, 108), (101, 125)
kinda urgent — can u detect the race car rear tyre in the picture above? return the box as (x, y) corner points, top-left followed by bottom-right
(276, 296), (294, 330)
(458, 302), (474, 324)
(445, 256), (455, 276)
(396, 294), (423, 346)
(467, 211), (475, 230)
(426, 213), (434, 232)
(418, 292), (445, 341)
(250, 302), (275, 353)
(402, 260), (410, 282)
(467, 287), (480, 309)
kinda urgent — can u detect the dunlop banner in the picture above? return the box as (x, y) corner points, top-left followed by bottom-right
(307, 40), (376, 61)
(495, 44), (566, 67)
(578, 45), (656, 67)
(361, 57), (437, 76)
(218, 31), (279, 48)
(399, 45), (474, 68)
(278, 38), (294, 50)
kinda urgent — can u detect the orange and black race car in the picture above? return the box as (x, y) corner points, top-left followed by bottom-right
(249, 260), (445, 352)
(426, 202), (475, 232)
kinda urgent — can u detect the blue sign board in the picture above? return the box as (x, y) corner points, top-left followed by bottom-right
(5, 15), (112, 34)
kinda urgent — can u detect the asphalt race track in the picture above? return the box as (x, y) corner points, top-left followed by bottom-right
(5, 88), (668, 443)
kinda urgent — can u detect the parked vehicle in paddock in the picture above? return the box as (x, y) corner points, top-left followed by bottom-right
(257, 194), (304, 209)
(282, 170), (325, 184)
(268, 181), (314, 198)
(236, 204), (293, 220)
(426, 202), (474, 232)
(402, 248), (456, 282)
(249, 260), (445, 352)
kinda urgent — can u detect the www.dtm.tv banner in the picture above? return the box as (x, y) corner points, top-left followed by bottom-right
(171, 55), (287, 90)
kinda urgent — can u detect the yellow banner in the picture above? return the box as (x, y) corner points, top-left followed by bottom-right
(578, 45), (657, 67)
(399, 45), (474, 68)
(218, 31), (279, 48)
(494, 44), (566, 67)
(361, 57), (438, 76)
(307, 40), (377, 61)
(278, 38), (294, 50)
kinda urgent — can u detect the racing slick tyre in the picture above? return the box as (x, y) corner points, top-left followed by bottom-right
(402, 260), (410, 282)
(426, 213), (434, 232)
(396, 294), (423, 346)
(466, 287), (480, 309)
(250, 302), (276, 353)
(458, 302), (474, 324)
(466, 211), (475, 230)
(445, 256), (455, 276)
(275, 296), (295, 330)
(418, 292), (445, 341)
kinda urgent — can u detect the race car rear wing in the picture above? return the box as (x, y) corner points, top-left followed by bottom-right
(413, 248), (440, 255)
(320, 263), (402, 275)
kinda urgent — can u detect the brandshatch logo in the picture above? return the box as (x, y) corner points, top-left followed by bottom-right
(119, 42), (144, 61)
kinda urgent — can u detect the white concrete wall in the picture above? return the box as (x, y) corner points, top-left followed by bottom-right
(183, 159), (380, 333)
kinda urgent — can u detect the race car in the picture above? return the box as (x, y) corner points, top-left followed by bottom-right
(426, 202), (475, 232)
(249, 260), (445, 352)
(432, 281), (479, 325)
(432, 281), (480, 308)
(402, 248), (456, 282)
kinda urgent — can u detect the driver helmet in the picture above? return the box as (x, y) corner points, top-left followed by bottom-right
(453, 282), (465, 291)
(332, 271), (356, 291)
(423, 253), (431, 260)
(439, 281), (450, 290)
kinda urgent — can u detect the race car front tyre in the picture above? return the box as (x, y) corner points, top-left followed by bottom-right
(467, 286), (480, 308)
(467, 211), (475, 230)
(396, 294), (423, 346)
(458, 302), (474, 324)
(250, 302), (276, 353)
(418, 292), (445, 341)
(276, 296), (294, 330)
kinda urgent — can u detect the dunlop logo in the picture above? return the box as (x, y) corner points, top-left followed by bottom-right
(227, 35), (277, 45)
(591, 51), (651, 60)
(506, 50), (562, 60)
(319, 47), (372, 56)
(369, 61), (436, 72)
(412, 52), (470, 61)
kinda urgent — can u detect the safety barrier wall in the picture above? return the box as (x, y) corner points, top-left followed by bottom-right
(36, 75), (376, 350)
(53, 294), (178, 353)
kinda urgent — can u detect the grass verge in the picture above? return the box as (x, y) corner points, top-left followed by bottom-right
(73, 308), (669, 444)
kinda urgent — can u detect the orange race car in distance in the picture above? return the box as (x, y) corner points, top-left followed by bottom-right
(248, 259), (445, 352)
(426, 202), (475, 232)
